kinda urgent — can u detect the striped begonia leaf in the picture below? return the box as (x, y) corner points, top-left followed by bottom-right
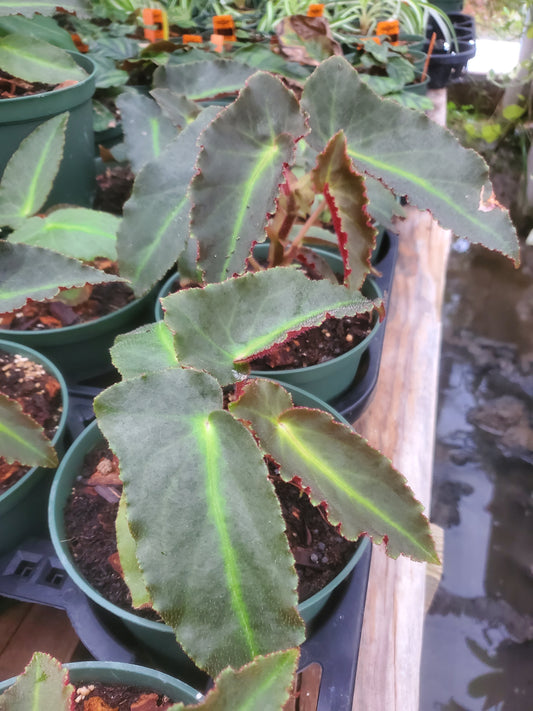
(0, 652), (73, 711)
(153, 59), (256, 101)
(0, 1), (89, 17)
(0, 16), (76, 50)
(0, 113), (67, 229)
(0, 242), (121, 313)
(311, 131), (376, 291)
(169, 649), (299, 711)
(94, 368), (304, 676)
(110, 321), (178, 379)
(0, 394), (57, 468)
(301, 56), (520, 265)
(0, 34), (86, 83)
(116, 91), (177, 174)
(162, 267), (381, 386)
(117, 107), (220, 297)
(230, 379), (439, 564)
(8, 208), (120, 261)
(150, 88), (201, 129)
(191, 72), (307, 283)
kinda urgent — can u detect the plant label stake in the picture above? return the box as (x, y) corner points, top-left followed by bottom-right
(182, 34), (203, 44)
(307, 4), (324, 17)
(211, 14), (236, 52)
(142, 8), (169, 42)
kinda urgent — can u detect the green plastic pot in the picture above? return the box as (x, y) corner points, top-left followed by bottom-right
(0, 286), (158, 382)
(0, 52), (96, 209)
(48, 385), (369, 670)
(154, 247), (381, 403)
(0, 660), (202, 704)
(403, 71), (430, 96)
(0, 340), (69, 555)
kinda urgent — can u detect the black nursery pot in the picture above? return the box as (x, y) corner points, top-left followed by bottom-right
(425, 39), (476, 89)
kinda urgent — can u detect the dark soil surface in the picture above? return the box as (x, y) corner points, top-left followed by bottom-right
(0, 70), (57, 99)
(72, 681), (174, 710)
(64, 445), (357, 618)
(94, 166), (135, 216)
(0, 281), (135, 332)
(0, 350), (62, 494)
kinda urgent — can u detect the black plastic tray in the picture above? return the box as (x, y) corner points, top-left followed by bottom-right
(0, 537), (371, 710)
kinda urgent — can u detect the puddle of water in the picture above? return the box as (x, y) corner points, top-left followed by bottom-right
(420, 243), (533, 711)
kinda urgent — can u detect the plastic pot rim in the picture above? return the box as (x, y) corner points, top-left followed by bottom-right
(0, 339), (69, 507)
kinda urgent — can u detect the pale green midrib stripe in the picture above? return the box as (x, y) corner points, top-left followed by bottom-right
(3, 46), (79, 73)
(201, 418), (257, 658)
(20, 127), (58, 217)
(348, 147), (503, 240)
(129, 197), (187, 284)
(149, 117), (160, 160)
(278, 420), (430, 556)
(1, 275), (108, 300)
(44, 221), (117, 239)
(0, 421), (48, 458)
(237, 654), (290, 711)
(220, 143), (280, 279)
(234, 295), (374, 361)
(156, 323), (178, 364)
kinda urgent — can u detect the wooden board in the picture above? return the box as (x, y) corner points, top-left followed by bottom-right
(352, 209), (451, 710)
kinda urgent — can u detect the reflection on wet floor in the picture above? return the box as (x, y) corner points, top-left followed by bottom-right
(420, 243), (533, 710)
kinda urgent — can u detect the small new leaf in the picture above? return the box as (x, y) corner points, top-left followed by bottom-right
(0, 393), (57, 468)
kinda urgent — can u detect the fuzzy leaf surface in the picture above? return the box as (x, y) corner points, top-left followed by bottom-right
(0, 242), (121, 313)
(0, 652), (73, 711)
(8, 208), (119, 261)
(0, 394), (57, 467)
(191, 72), (307, 283)
(153, 59), (255, 100)
(110, 322), (178, 379)
(163, 267), (380, 385)
(0, 1), (88, 16)
(116, 91), (177, 174)
(170, 649), (299, 711)
(0, 113), (66, 229)
(150, 88), (201, 129)
(302, 57), (520, 264)
(231, 379), (439, 563)
(115, 493), (151, 609)
(0, 34), (86, 83)
(364, 176), (405, 231)
(117, 107), (219, 297)
(94, 368), (304, 676)
(312, 131), (376, 290)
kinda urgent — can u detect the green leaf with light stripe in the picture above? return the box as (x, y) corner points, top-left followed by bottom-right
(94, 368), (304, 676)
(8, 208), (119, 261)
(0, 394), (57, 468)
(115, 493), (151, 609)
(154, 59), (255, 101)
(110, 322), (178, 379)
(0, 242), (122, 313)
(0, 114), (67, 229)
(0, 16), (76, 50)
(162, 267), (380, 386)
(116, 91), (177, 174)
(230, 379), (439, 564)
(117, 106), (219, 297)
(191, 72), (307, 283)
(169, 649), (299, 711)
(302, 56), (520, 265)
(0, 652), (73, 711)
(0, 34), (86, 83)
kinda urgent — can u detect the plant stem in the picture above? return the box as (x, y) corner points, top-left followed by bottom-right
(285, 198), (328, 262)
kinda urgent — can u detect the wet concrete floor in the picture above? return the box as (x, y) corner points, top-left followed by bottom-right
(420, 241), (533, 710)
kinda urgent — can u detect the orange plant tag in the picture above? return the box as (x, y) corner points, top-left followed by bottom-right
(307, 3), (324, 17)
(376, 19), (400, 44)
(212, 14), (236, 36)
(142, 8), (169, 42)
(182, 34), (203, 44)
